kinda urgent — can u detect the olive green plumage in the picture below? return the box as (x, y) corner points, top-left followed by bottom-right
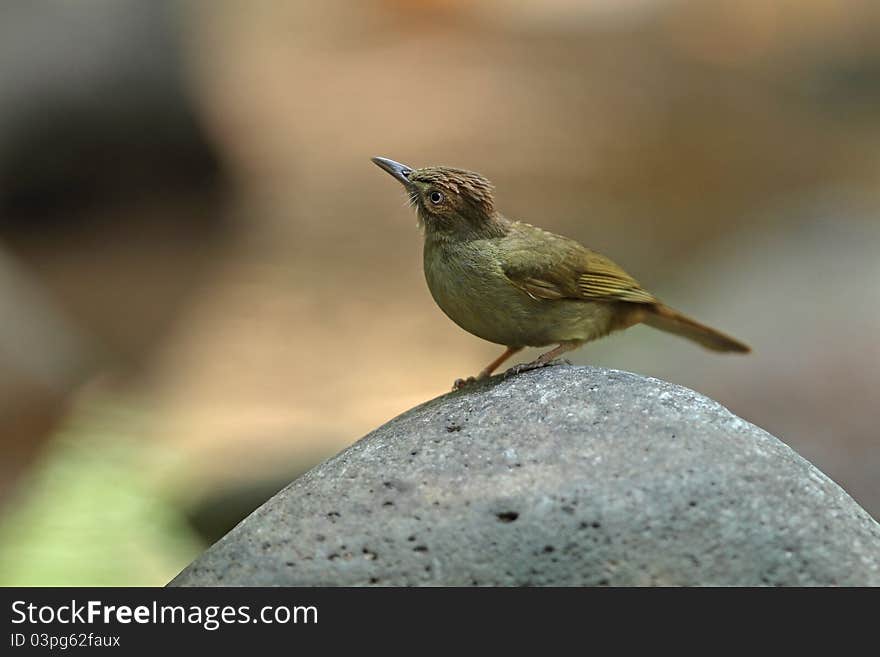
(372, 157), (749, 387)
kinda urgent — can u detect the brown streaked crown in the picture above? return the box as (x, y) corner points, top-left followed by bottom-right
(409, 166), (496, 215)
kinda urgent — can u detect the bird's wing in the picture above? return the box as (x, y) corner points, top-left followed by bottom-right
(501, 223), (656, 304)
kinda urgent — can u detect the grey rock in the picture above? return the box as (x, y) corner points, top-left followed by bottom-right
(170, 365), (880, 586)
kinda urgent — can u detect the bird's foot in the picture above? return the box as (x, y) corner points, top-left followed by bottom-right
(504, 358), (572, 377)
(452, 376), (478, 391)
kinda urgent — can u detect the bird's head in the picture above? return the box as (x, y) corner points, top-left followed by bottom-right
(372, 156), (505, 239)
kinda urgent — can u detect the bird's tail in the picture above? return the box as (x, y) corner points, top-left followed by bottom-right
(642, 303), (750, 353)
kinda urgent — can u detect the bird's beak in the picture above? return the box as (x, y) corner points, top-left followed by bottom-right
(371, 156), (414, 187)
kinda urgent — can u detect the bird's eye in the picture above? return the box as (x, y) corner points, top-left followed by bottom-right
(429, 191), (444, 204)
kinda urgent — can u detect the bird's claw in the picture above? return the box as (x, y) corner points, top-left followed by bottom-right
(505, 358), (572, 377)
(452, 376), (478, 391)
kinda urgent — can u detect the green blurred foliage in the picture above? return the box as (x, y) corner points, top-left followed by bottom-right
(0, 402), (203, 586)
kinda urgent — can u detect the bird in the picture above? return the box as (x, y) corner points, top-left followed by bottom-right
(371, 156), (749, 390)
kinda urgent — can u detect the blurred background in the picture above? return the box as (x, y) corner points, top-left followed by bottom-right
(1, 0), (878, 585)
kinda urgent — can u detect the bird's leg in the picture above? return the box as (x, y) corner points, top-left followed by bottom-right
(452, 346), (523, 391)
(479, 346), (524, 378)
(505, 341), (583, 377)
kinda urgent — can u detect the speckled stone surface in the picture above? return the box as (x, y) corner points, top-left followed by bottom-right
(170, 365), (880, 586)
